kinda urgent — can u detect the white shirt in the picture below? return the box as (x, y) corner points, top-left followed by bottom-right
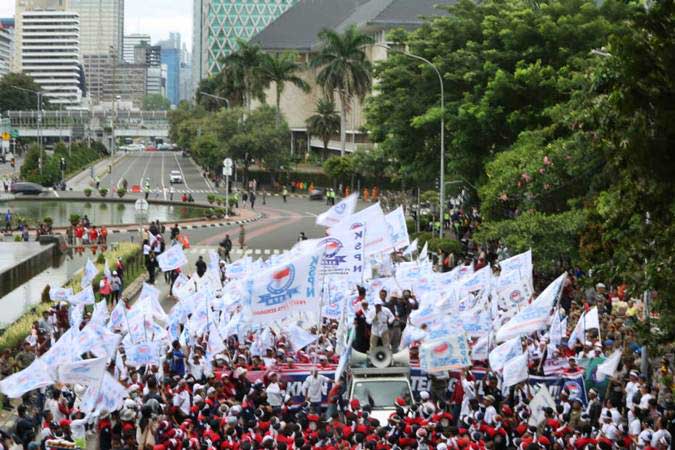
(652, 429), (672, 448)
(626, 381), (640, 408)
(266, 382), (284, 407)
(484, 405), (497, 425)
(173, 390), (191, 416)
(629, 417), (642, 437)
(302, 374), (328, 403)
(639, 393), (653, 410)
(366, 307), (394, 337)
(143, 244), (151, 255)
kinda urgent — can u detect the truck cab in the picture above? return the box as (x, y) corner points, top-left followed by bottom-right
(348, 366), (413, 423)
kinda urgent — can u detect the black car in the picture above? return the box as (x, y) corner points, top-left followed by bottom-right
(11, 182), (45, 195)
(309, 188), (324, 200)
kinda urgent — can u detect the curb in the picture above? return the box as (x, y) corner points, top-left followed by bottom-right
(108, 213), (264, 234)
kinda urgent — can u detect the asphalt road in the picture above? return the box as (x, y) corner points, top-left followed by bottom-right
(98, 151), (218, 200)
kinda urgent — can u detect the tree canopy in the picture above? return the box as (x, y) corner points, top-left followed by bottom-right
(142, 94), (171, 111)
(0, 73), (50, 112)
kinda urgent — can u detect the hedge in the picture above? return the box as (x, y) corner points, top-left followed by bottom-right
(410, 232), (463, 257)
(0, 242), (143, 352)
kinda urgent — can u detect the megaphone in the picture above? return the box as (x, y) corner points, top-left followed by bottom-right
(391, 348), (410, 367)
(369, 346), (392, 368)
(350, 349), (369, 367)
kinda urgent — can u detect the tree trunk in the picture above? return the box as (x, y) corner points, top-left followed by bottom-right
(275, 83), (282, 128)
(339, 93), (347, 157)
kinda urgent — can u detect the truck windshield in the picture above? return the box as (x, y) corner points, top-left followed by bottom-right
(352, 380), (411, 408)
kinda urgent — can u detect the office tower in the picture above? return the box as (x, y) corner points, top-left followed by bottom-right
(161, 47), (180, 106)
(69, 0), (123, 57)
(0, 19), (14, 77)
(123, 33), (150, 63)
(20, 10), (83, 106)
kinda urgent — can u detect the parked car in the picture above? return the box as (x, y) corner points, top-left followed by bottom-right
(145, 145), (158, 152)
(11, 181), (45, 195)
(169, 170), (183, 184)
(309, 188), (324, 200)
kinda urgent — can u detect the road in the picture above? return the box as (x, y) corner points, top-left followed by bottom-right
(98, 151), (218, 200)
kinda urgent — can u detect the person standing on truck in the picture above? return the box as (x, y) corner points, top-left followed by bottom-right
(302, 368), (329, 413)
(366, 299), (395, 355)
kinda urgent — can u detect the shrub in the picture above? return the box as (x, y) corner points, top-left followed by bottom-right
(13, 234), (21, 242)
(69, 214), (80, 226)
(43, 217), (53, 226)
(84, 188), (92, 197)
(99, 187), (108, 197)
(206, 208), (216, 217)
(96, 252), (106, 264)
(427, 238), (463, 256)
(116, 187), (126, 198)
(207, 194), (216, 204)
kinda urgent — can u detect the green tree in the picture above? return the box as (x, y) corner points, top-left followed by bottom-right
(221, 39), (268, 111)
(306, 98), (340, 154)
(260, 52), (310, 126)
(0, 72), (50, 112)
(311, 25), (373, 156)
(142, 94), (171, 111)
(323, 155), (353, 187)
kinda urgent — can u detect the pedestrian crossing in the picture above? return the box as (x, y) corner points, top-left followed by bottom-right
(185, 247), (287, 256)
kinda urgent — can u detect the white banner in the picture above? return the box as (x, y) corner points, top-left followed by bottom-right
(419, 334), (471, 373)
(331, 203), (393, 257)
(489, 336), (523, 371)
(81, 259), (99, 288)
(244, 248), (322, 325)
(57, 357), (107, 386)
(385, 206), (410, 250)
(157, 244), (188, 272)
(316, 193), (358, 227)
(286, 324), (318, 351)
(68, 286), (95, 306)
(49, 287), (73, 302)
(81, 372), (127, 415)
(502, 353), (529, 387)
(496, 273), (566, 342)
(125, 342), (160, 367)
(0, 359), (54, 398)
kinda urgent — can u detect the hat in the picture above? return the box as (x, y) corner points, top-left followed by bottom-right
(630, 370), (640, 377)
(207, 387), (216, 395)
(484, 395), (495, 403)
(350, 399), (361, 410)
(596, 283), (606, 289)
(59, 419), (71, 428)
(420, 391), (430, 400)
(193, 395), (204, 403)
(120, 408), (135, 422)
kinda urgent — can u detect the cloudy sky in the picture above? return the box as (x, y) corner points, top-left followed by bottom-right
(0, 0), (192, 48)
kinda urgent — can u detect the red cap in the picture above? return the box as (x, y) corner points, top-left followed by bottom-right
(350, 399), (360, 410)
(59, 419), (71, 428)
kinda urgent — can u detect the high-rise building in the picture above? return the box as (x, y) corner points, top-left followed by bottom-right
(123, 33), (150, 63)
(161, 47), (180, 106)
(82, 54), (147, 107)
(179, 60), (192, 103)
(69, 0), (123, 57)
(191, 0), (299, 95)
(20, 10), (83, 106)
(0, 19), (15, 77)
(13, 0), (69, 73)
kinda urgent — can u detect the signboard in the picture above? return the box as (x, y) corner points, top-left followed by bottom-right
(222, 166), (232, 176)
(223, 158), (233, 168)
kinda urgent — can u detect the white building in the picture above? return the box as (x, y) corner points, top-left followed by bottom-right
(0, 19), (14, 77)
(20, 10), (82, 106)
(123, 33), (150, 63)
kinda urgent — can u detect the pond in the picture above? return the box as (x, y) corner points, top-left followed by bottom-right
(0, 200), (208, 227)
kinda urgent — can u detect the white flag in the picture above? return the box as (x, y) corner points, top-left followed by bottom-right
(528, 387), (557, 426)
(597, 349), (622, 379)
(81, 259), (99, 289)
(285, 324), (318, 351)
(68, 286), (95, 306)
(502, 353), (529, 387)
(244, 248), (322, 325)
(403, 238), (418, 257)
(317, 224), (365, 282)
(331, 203), (393, 257)
(316, 193), (358, 227)
(419, 242), (429, 263)
(207, 323), (226, 356)
(50, 287), (73, 302)
(157, 244), (188, 272)
(489, 336), (523, 371)
(0, 359), (54, 398)
(57, 357), (107, 386)
(496, 273), (566, 342)
(385, 206), (410, 250)
(419, 334), (472, 373)
(471, 335), (489, 361)
(81, 372), (127, 414)
(568, 307), (599, 349)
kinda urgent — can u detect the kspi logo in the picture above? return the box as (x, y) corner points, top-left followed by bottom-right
(563, 381), (582, 399)
(433, 342), (449, 355)
(510, 289), (522, 302)
(259, 265), (299, 306)
(334, 203), (347, 214)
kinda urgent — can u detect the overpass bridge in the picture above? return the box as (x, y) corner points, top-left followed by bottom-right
(5, 110), (170, 147)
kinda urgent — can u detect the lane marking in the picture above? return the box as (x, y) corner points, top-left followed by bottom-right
(115, 155), (135, 187)
(160, 152), (167, 200)
(189, 156), (216, 191)
(173, 152), (191, 192)
(139, 152), (153, 186)
(305, 211), (318, 217)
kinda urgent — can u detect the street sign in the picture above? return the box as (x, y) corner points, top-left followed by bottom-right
(222, 166), (232, 176)
(223, 158), (233, 168)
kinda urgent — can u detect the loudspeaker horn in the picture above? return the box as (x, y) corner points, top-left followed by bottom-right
(392, 348), (410, 367)
(369, 346), (392, 368)
(350, 349), (369, 367)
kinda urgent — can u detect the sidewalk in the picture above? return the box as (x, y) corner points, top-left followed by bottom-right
(68, 154), (125, 191)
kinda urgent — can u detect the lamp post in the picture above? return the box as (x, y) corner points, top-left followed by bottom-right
(199, 91), (230, 108)
(11, 85), (44, 174)
(373, 43), (445, 238)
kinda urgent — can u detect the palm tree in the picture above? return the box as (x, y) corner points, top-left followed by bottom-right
(310, 25), (373, 156)
(222, 39), (268, 111)
(306, 98), (341, 155)
(260, 52), (310, 126)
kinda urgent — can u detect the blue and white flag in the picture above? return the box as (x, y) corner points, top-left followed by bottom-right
(317, 224), (365, 282)
(80, 372), (127, 415)
(495, 273), (566, 342)
(385, 206), (410, 250)
(316, 193), (358, 227)
(0, 359), (54, 398)
(244, 248), (322, 325)
(81, 259), (99, 289)
(489, 336), (523, 371)
(57, 357), (107, 386)
(50, 287), (73, 302)
(419, 334), (471, 373)
(207, 323), (226, 356)
(68, 286), (95, 306)
(125, 342), (159, 367)
(90, 300), (110, 328)
(402, 238), (418, 257)
(157, 244), (188, 272)
(331, 203), (393, 257)
(418, 242), (429, 264)
(471, 335), (489, 361)
(69, 303), (85, 328)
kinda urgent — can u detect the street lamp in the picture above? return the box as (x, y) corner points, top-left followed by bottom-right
(11, 85), (44, 174)
(373, 43), (445, 238)
(199, 91), (230, 108)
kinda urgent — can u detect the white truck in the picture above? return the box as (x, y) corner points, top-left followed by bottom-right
(348, 366), (414, 423)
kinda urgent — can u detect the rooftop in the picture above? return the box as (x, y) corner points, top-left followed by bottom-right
(251, 0), (454, 52)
